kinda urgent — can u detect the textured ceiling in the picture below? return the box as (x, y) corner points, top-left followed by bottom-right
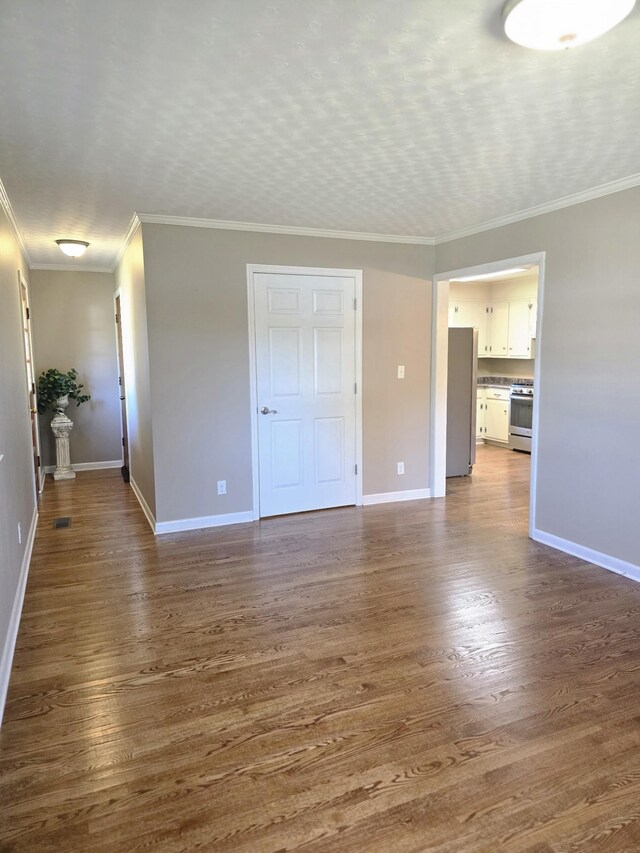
(0, 0), (639, 268)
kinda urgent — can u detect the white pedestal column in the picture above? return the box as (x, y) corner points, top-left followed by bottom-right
(51, 396), (76, 480)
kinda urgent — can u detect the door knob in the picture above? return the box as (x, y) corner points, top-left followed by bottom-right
(260, 406), (278, 415)
(120, 396), (126, 401)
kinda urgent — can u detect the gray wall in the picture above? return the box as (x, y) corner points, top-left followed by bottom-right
(140, 224), (434, 523)
(436, 187), (640, 566)
(113, 227), (156, 515)
(30, 269), (122, 467)
(0, 205), (37, 709)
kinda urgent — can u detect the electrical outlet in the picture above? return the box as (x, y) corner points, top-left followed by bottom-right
(17, 522), (22, 544)
(397, 365), (405, 379)
(217, 480), (227, 496)
(397, 462), (405, 475)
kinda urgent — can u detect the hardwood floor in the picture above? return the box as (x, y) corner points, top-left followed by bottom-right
(2, 445), (640, 852)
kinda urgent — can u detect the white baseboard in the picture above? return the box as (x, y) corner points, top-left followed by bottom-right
(130, 477), (156, 533)
(72, 460), (123, 471)
(155, 511), (255, 535)
(362, 488), (432, 506)
(0, 505), (38, 727)
(43, 459), (122, 474)
(532, 528), (640, 584)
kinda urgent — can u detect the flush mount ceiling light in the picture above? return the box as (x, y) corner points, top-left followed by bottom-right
(55, 239), (90, 258)
(502, 0), (636, 50)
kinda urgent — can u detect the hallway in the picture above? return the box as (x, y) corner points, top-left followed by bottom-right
(2, 447), (640, 851)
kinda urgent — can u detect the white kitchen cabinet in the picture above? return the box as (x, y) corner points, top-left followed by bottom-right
(448, 300), (474, 327)
(449, 300), (488, 355)
(487, 301), (509, 358)
(507, 299), (533, 358)
(453, 291), (537, 360)
(484, 394), (510, 443)
(476, 389), (485, 442)
(484, 297), (536, 359)
(529, 297), (538, 338)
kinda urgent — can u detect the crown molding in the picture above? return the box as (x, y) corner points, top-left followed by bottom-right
(435, 173), (640, 244)
(111, 213), (141, 271)
(29, 263), (114, 274)
(5, 170), (640, 270)
(136, 213), (436, 246)
(0, 175), (31, 266)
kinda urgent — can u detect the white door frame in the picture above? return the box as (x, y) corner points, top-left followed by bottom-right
(17, 270), (44, 496)
(247, 264), (363, 520)
(430, 251), (546, 538)
(113, 289), (127, 470)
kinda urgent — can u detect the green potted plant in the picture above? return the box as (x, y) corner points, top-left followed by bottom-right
(37, 368), (90, 415)
(36, 368), (90, 481)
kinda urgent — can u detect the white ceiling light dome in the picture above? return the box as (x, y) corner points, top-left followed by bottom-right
(55, 239), (90, 257)
(502, 0), (636, 50)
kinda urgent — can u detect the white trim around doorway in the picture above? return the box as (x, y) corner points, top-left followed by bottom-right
(246, 264), (364, 520)
(113, 288), (127, 472)
(17, 270), (44, 496)
(430, 252), (546, 539)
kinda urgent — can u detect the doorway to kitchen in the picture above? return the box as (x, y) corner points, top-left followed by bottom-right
(431, 253), (545, 538)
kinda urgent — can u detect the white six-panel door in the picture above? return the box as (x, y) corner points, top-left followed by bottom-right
(252, 271), (358, 517)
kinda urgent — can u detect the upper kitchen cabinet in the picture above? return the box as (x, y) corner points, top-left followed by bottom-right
(448, 274), (538, 359)
(529, 297), (538, 338)
(507, 299), (533, 358)
(487, 301), (509, 357)
(486, 298), (535, 359)
(449, 300), (488, 354)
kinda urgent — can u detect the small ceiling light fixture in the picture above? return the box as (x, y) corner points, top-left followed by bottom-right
(502, 0), (636, 50)
(55, 239), (90, 258)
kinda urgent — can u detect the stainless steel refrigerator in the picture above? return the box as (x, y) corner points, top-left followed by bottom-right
(446, 327), (478, 478)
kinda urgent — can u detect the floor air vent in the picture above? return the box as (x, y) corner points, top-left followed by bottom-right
(53, 517), (71, 529)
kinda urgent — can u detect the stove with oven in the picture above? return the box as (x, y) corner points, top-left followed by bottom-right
(509, 381), (533, 453)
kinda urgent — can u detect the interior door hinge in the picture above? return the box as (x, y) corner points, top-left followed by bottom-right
(355, 464), (358, 475)
(122, 436), (125, 446)
(36, 454), (40, 466)
(115, 314), (119, 323)
(354, 382), (357, 394)
(118, 376), (122, 386)
(354, 297), (357, 310)
(31, 382), (36, 394)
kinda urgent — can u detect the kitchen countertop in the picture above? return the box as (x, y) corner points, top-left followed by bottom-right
(478, 376), (533, 387)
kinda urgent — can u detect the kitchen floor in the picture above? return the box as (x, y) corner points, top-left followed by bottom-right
(3, 450), (640, 852)
(472, 441), (530, 472)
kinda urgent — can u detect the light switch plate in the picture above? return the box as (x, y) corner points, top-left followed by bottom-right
(397, 365), (405, 379)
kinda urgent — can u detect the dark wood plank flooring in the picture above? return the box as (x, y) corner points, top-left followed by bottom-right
(2, 445), (640, 852)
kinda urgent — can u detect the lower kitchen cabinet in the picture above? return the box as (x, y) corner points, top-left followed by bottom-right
(484, 396), (510, 443)
(476, 390), (485, 442)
